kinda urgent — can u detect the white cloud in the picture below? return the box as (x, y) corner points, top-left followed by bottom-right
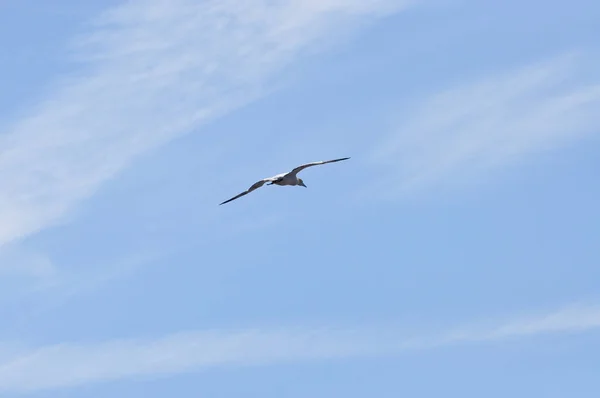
(368, 53), (600, 197)
(0, 245), (59, 305)
(0, 245), (56, 279)
(1, 303), (599, 393)
(0, 0), (414, 249)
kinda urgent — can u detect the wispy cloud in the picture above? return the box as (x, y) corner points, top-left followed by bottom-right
(1, 303), (599, 393)
(368, 52), (600, 197)
(0, 245), (59, 307)
(0, 245), (56, 280)
(0, 250), (162, 339)
(0, 0), (414, 249)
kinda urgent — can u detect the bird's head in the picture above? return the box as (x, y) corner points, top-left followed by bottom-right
(298, 178), (307, 187)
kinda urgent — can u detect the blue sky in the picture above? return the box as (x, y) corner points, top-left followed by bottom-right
(1, 0), (600, 396)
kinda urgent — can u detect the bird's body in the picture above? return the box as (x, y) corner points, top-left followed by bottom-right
(219, 157), (350, 205)
(267, 172), (302, 186)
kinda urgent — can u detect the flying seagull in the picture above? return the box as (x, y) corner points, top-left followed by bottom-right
(219, 157), (350, 205)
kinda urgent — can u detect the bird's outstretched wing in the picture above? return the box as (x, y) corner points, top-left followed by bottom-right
(290, 157), (350, 175)
(219, 178), (275, 205)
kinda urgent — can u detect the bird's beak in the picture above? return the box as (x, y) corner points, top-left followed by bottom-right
(301, 182), (307, 187)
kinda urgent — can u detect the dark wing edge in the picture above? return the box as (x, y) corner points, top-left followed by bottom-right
(290, 157), (350, 175)
(219, 190), (250, 205)
(219, 179), (272, 205)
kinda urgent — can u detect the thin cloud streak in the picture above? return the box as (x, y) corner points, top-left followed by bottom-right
(0, 245), (57, 279)
(0, 0), (413, 249)
(1, 303), (600, 393)
(368, 52), (600, 197)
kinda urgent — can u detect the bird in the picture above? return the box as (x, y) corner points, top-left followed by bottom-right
(219, 157), (350, 205)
